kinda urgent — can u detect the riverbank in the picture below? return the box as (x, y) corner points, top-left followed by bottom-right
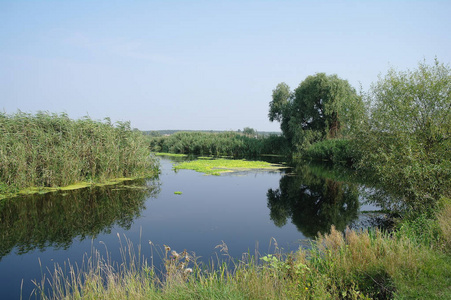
(33, 198), (451, 299)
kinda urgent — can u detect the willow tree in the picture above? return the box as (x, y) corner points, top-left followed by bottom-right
(269, 73), (363, 152)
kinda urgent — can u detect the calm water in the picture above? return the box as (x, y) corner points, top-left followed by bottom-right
(0, 157), (383, 299)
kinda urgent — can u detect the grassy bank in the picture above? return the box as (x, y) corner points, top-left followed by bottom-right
(0, 112), (159, 197)
(33, 199), (451, 299)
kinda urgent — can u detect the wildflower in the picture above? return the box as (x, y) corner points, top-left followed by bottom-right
(164, 245), (171, 252)
(171, 250), (180, 258)
(184, 268), (193, 274)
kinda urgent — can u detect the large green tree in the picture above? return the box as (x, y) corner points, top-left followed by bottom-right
(269, 73), (363, 152)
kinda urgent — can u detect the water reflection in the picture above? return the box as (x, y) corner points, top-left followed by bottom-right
(267, 164), (359, 238)
(0, 179), (160, 260)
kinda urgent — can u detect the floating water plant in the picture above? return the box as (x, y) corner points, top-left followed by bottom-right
(174, 191), (182, 195)
(173, 158), (285, 175)
(154, 152), (188, 157)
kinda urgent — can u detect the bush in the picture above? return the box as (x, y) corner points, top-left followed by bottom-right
(355, 59), (451, 212)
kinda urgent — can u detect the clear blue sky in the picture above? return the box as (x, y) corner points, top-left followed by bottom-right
(1, 0), (450, 131)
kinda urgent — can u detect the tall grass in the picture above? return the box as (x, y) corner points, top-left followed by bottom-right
(149, 131), (287, 157)
(33, 199), (451, 299)
(0, 111), (159, 192)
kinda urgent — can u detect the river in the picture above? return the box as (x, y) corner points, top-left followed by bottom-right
(0, 156), (384, 299)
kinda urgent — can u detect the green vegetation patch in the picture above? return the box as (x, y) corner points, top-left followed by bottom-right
(174, 158), (285, 175)
(174, 191), (182, 195)
(154, 152), (188, 157)
(0, 176), (154, 200)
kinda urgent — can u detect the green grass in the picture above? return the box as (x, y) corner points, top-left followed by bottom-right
(173, 158), (286, 175)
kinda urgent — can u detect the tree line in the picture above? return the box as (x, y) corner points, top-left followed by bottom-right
(269, 59), (450, 213)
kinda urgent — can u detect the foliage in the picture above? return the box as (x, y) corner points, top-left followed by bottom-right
(355, 59), (451, 212)
(437, 197), (451, 253)
(269, 74), (364, 152)
(242, 127), (256, 137)
(143, 130), (162, 137)
(303, 139), (359, 166)
(260, 134), (290, 156)
(149, 131), (286, 157)
(0, 111), (160, 193)
(311, 226), (451, 299)
(396, 197), (451, 253)
(268, 82), (291, 123)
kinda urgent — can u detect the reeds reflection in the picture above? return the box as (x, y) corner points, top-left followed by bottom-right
(0, 179), (160, 259)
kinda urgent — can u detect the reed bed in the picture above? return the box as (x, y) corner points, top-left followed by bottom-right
(149, 131), (288, 158)
(0, 111), (159, 193)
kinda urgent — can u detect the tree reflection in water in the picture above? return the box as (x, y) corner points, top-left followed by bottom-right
(267, 164), (359, 238)
(0, 179), (160, 260)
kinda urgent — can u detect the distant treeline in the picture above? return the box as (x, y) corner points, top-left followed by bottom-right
(0, 112), (159, 192)
(148, 131), (288, 157)
(143, 129), (281, 137)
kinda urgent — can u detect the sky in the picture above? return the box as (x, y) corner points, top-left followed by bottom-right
(1, 0), (450, 132)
